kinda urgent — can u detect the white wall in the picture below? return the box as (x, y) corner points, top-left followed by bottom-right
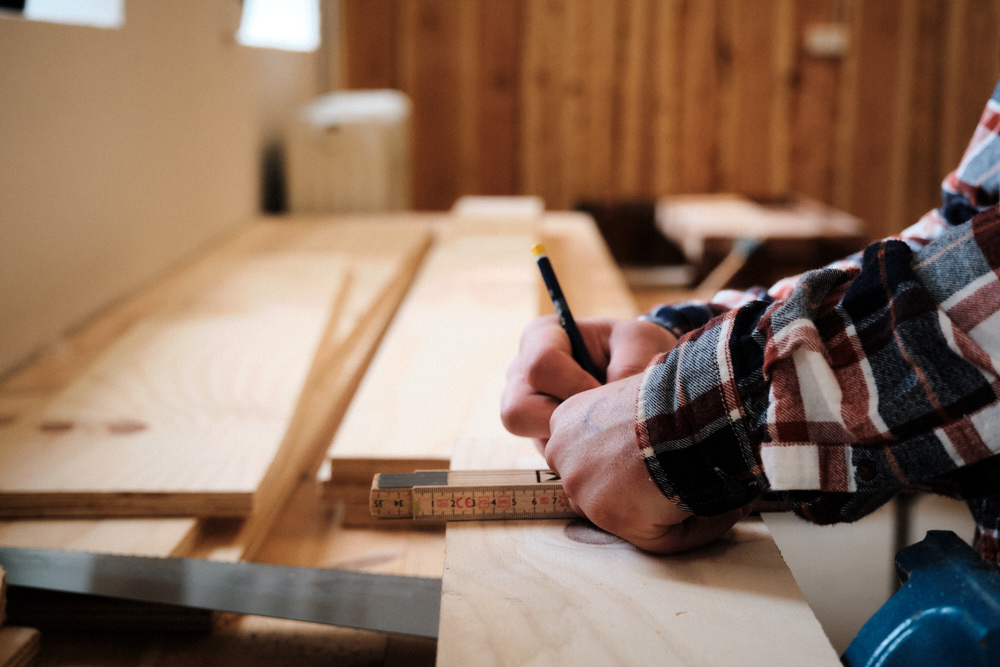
(0, 0), (320, 376)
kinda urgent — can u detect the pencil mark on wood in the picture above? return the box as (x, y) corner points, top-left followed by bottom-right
(563, 518), (623, 545)
(106, 419), (149, 435)
(39, 420), (74, 433)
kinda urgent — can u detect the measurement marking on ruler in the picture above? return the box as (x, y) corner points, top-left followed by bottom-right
(371, 471), (575, 521)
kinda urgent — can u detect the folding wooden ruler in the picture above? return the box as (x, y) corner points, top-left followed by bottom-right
(369, 469), (575, 521)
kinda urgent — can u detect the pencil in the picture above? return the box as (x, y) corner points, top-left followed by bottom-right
(532, 244), (601, 380)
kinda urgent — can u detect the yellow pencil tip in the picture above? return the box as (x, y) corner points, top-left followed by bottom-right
(532, 244), (547, 257)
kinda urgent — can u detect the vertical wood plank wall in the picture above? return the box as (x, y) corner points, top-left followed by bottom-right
(340, 0), (1000, 240)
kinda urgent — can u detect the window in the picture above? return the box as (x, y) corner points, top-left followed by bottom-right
(16, 0), (124, 29)
(236, 0), (320, 52)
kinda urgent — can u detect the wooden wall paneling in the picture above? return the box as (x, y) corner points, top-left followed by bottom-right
(561, 0), (592, 207)
(770, 0), (795, 198)
(616, 0), (656, 199)
(580, 0), (621, 201)
(718, 0), (793, 199)
(885, 0), (922, 236)
(790, 0), (846, 203)
(401, 0), (468, 210)
(837, 0), (907, 239)
(677, 0), (721, 193)
(339, 0), (400, 90)
(941, 0), (1000, 179)
(475, 0), (524, 196)
(522, 0), (571, 209)
(901, 0), (948, 228)
(456, 1), (480, 200)
(831, 0), (860, 216)
(650, 0), (684, 196)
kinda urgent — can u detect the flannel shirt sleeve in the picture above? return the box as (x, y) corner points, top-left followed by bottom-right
(637, 79), (1000, 563)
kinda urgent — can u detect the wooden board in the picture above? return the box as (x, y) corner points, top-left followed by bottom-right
(436, 436), (840, 666)
(0, 217), (435, 559)
(0, 627), (40, 667)
(323, 218), (538, 484)
(0, 251), (349, 517)
(323, 213), (632, 519)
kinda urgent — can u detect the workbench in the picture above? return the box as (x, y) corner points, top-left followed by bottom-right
(0, 212), (840, 665)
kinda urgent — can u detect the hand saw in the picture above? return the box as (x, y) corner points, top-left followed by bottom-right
(0, 546), (441, 638)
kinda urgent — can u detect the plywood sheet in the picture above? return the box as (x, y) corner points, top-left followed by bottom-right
(437, 436), (840, 666)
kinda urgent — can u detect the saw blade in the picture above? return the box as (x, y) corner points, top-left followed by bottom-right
(0, 546), (441, 638)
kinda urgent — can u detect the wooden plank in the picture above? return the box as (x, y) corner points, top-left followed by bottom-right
(323, 212), (632, 529)
(0, 518), (200, 557)
(0, 257), (350, 517)
(0, 217), (435, 558)
(0, 627), (40, 667)
(325, 218), (540, 486)
(437, 436), (840, 666)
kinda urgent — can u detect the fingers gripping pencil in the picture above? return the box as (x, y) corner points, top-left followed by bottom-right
(532, 244), (602, 381)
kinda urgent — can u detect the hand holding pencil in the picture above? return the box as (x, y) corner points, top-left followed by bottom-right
(500, 245), (678, 442)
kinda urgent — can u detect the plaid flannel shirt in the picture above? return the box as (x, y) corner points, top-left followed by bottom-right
(639, 79), (1000, 564)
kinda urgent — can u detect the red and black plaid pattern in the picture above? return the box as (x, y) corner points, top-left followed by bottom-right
(638, 81), (1000, 564)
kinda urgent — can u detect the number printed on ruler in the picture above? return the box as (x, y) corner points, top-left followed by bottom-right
(412, 485), (574, 521)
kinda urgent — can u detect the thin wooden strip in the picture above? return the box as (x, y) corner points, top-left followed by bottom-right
(235, 229), (435, 559)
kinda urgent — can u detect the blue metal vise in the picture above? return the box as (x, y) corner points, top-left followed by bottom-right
(842, 530), (1000, 667)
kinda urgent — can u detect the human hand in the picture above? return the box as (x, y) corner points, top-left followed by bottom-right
(500, 316), (678, 445)
(544, 374), (749, 554)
